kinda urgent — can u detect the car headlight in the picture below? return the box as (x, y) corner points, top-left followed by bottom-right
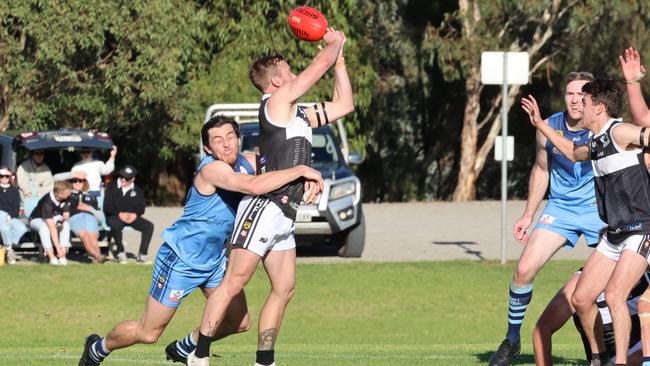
(329, 181), (356, 201)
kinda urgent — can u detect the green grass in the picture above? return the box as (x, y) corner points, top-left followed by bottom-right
(0, 260), (591, 365)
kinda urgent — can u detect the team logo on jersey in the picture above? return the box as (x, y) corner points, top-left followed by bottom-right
(240, 230), (248, 237)
(281, 195), (289, 204)
(243, 221), (252, 230)
(169, 289), (184, 302)
(157, 275), (166, 289)
(539, 214), (555, 225)
(599, 134), (610, 147)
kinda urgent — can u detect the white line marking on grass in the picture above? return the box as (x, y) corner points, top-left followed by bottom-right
(1, 354), (172, 364)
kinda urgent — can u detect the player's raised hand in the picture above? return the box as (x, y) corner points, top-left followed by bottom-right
(323, 27), (344, 46)
(619, 46), (646, 82)
(513, 215), (533, 244)
(521, 95), (544, 127)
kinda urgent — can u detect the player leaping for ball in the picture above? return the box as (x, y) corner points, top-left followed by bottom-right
(186, 28), (353, 366)
(77, 116), (323, 366)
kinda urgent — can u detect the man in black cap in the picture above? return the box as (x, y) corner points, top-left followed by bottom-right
(104, 165), (154, 264)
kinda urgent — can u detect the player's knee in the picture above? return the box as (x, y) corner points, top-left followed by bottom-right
(533, 319), (552, 339)
(604, 289), (625, 309)
(571, 293), (590, 312)
(222, 279), (246, 300)
(272, 283), (296, 302)
(139, 329), (163, 344)
(514, 263), (535, 285)
(237, 314), (251, 333)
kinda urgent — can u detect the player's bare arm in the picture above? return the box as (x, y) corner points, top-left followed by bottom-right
(620, 47), (650, 126)
(195, 160), (324, 198)
(305, 32), (354, 128)
(513, 130), (550, 243)
(243, 152), (321, 203)
(611, 122), (650, 150)
(267, 28), (344, 123)
(522, 95), (590, 162)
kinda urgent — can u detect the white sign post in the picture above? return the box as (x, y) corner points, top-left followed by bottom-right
(481, 51), (529, 264)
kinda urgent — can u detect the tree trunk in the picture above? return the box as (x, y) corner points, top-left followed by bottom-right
(452, 73), (481, 201)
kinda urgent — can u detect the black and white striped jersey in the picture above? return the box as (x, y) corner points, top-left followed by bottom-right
(257, 94), (313, 220)
(591, 119), (650, 244)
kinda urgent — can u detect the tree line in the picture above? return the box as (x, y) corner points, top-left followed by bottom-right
(1, 0), (649, 204)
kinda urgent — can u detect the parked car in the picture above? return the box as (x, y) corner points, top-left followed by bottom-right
(204, 104), (365, 257)
(0, 129), (115, 254)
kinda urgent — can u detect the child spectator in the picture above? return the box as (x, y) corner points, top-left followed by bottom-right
(71, 146), (117, 198)
(30, 180), (72, 265)
(0, 167), (28, 264)
(103, 165), (153, 264)
(68, 171), (106, 263)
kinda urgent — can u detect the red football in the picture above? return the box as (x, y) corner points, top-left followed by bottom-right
(287, 6), (328, 42)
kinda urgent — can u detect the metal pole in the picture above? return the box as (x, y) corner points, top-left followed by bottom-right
(501, 53), (509, 265)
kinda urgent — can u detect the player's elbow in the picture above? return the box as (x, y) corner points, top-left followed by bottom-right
(342, 101), (355, 115)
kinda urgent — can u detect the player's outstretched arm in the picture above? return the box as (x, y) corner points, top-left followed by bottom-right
(269, 29), (343, 110)
(514, 130), (549, 244)
(306, 32), (354, 128)
(522, 95), (589, 162)
(620, 47), (650, 126)
(198, 160), (324, 197)
(611, 122), (650, 150)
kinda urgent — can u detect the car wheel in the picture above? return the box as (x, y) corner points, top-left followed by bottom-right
(338, 209), (365, 258)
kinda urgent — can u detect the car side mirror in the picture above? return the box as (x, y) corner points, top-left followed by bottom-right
(347, 151), (363, 165)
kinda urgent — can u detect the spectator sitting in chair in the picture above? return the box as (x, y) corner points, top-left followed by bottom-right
(0, 166), (28, 265)
(16, 150), (53, 200)
(72, 146), (117, 198)
(30, 180), (72, 265)
(68, 171), (107, 264)
(104, 165), (153, 264)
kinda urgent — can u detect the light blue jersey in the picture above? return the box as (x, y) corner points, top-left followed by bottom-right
(545, 112), (596, 208)
(161, 155), (255, 271)
(535, 112), (605, 247)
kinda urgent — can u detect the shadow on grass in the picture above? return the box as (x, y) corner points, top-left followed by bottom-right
(474, 352), (584, 365)
(432, 240), (485, 261)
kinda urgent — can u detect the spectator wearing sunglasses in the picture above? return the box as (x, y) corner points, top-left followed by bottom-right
(0, 167), (27, 264)
(16, 150), (53, 200)
(103, 165), (153, 264)
(71, 146), (117, 198)
(68, 171), (106, 263)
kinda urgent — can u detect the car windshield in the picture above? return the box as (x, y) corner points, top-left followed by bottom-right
(240, 124), (342, 164)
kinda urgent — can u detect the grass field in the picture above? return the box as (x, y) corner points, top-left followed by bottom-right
(1, 260), (591, 365)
